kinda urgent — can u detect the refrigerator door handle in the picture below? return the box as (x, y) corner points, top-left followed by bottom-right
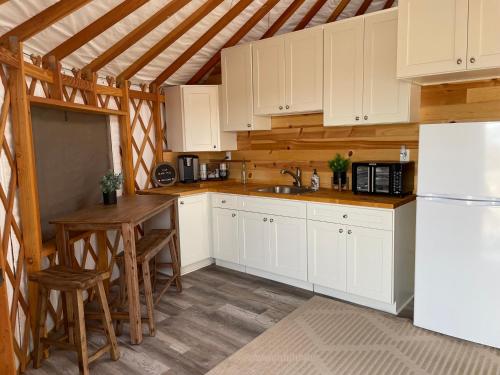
(418, 196), (500, 207)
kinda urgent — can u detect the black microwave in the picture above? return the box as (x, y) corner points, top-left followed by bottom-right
(352, 161), (414, 197)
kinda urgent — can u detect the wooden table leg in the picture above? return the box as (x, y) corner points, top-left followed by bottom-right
(121, 222), (142, 344)
(96, 231), (109, 291)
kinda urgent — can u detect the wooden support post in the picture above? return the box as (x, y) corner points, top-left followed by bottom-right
(8, 39), (43, 339)
(0, 258), (16, 375)
(118, 80), (135, 195)
(151, 83), (164, 163)
(86, 72), (98, 107)
(45, 55), (63, 100)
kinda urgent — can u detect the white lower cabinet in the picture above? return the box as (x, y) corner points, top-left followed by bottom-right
(346, 226), (393, 303)
(208, 194), (416, 314)
(178, 194), (211, 271)
(212, 208), (239, 264)
(238, 211), (271, 271)
(307, 221), (347, 291)
(269, 216), (307, 281)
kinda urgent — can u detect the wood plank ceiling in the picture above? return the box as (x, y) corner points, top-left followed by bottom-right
(0, 0), (397, 86)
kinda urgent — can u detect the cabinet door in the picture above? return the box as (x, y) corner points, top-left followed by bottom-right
(467, 0), (500, 70)
(178, 194), (210, 267)
(363, 9), (413, 124)
(397, 0), (469, 77)
(182, 86), (219, 151)
(346, 227), (393, 303)
(221, 45), (253, 131)
(238, 211), (270, 271)
(252, 37), (286, 115)
(323, 17), (364, 126)
(269, 216), (307, 281)
(307, 221), (347, 291)
(284, 27), (323, 113)
(212, 208), (239, 264)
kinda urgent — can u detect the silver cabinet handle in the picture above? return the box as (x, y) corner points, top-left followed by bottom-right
(348, 229), (352, 235)
(364, 115), (368, 120)
(180, 201), (184, 205)
(355, 116), (360, 121)
(470, 57), (476, 63)
(457, 58), (463, 65)
(285, 105), (290, 109)
(339, 229), (343, 233)
(279, 106), (283, 110)
(247, 124), (252, 128)
(343, 214), (348, 219)
(263, 217), (268, 222)
(270, 218), (274, 223)
(221, 200), (226, 204)
(232, 213), (236, 218)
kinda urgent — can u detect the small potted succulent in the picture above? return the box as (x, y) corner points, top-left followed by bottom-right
(100, 171), (123, 205)
(328, 154), (350, 191)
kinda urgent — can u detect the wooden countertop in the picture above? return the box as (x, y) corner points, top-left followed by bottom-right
(139, 180), (415, 209)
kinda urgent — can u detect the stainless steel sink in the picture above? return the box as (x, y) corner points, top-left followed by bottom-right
(254, 185), (314, 195)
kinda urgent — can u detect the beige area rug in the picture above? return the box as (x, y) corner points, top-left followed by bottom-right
(208, 296), (500, 375)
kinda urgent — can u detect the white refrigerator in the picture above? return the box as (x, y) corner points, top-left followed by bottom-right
(415, 122), (500, 349)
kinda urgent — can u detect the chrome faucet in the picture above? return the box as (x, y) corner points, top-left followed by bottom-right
(281, 167), (302, 187)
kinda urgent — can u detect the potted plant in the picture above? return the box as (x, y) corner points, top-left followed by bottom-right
(328, 154), (350, 191)
(100, 171), (123, 205)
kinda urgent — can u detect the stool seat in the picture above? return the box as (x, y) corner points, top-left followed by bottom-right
(29, 266), (109, 291)
(116, 229), (175, 263)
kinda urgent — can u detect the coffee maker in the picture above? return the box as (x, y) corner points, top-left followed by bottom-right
(177, 155), (199, 183)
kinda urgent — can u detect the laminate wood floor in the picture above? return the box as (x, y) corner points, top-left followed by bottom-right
(26, 265), (314, 375)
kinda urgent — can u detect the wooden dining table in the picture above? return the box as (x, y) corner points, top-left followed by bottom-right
(50, 194), (179, 344)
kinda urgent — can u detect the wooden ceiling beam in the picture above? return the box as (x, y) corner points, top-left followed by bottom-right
(187, 0), (280, 84)
(117, 0), (223, 82)
(261, 0), (306, 39)
(44, 0), (150, 61)
(326, 0), (351, 23)
(355, 0), (374, 16)
(153, 0), (254, 86)
(294, 0), (328, 31)
(85, 0), (191, 73)
(0, 0), (92, 46)
(383, 0), (395, 9)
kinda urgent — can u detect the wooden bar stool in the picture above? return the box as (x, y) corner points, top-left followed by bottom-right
(116, 229), (181, 336)
(29, 266), (120, 375)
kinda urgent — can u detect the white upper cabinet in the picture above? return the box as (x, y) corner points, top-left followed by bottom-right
(284, 27), (323, 113)
(397, 0), (469, 78)
(221, 44), (271, 131)
(323, 17), (364, 126)
(324, 9), (420, 126)
(363, 9), (420, 124)
(467, 0), (500, 70)
(164, 85), (236, 152)
(398, 0), (500, 83)
(253, 26), (323, 116)
(252, 36), (286, 116)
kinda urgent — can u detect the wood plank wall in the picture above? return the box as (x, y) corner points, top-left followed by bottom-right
(225, 79), (500, 190)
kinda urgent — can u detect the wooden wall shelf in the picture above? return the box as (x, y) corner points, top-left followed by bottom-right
(29, 96), (127, 116)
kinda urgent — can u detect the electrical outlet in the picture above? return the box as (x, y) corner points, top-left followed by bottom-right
(400, 148), (410, 162)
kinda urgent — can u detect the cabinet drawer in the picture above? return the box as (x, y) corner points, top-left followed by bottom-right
(307, 202), (393, 230)
(238, 196), (306, 219)
(211, 193), (238, 209)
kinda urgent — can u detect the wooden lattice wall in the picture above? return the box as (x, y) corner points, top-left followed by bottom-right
(0, 43), (165, 373)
